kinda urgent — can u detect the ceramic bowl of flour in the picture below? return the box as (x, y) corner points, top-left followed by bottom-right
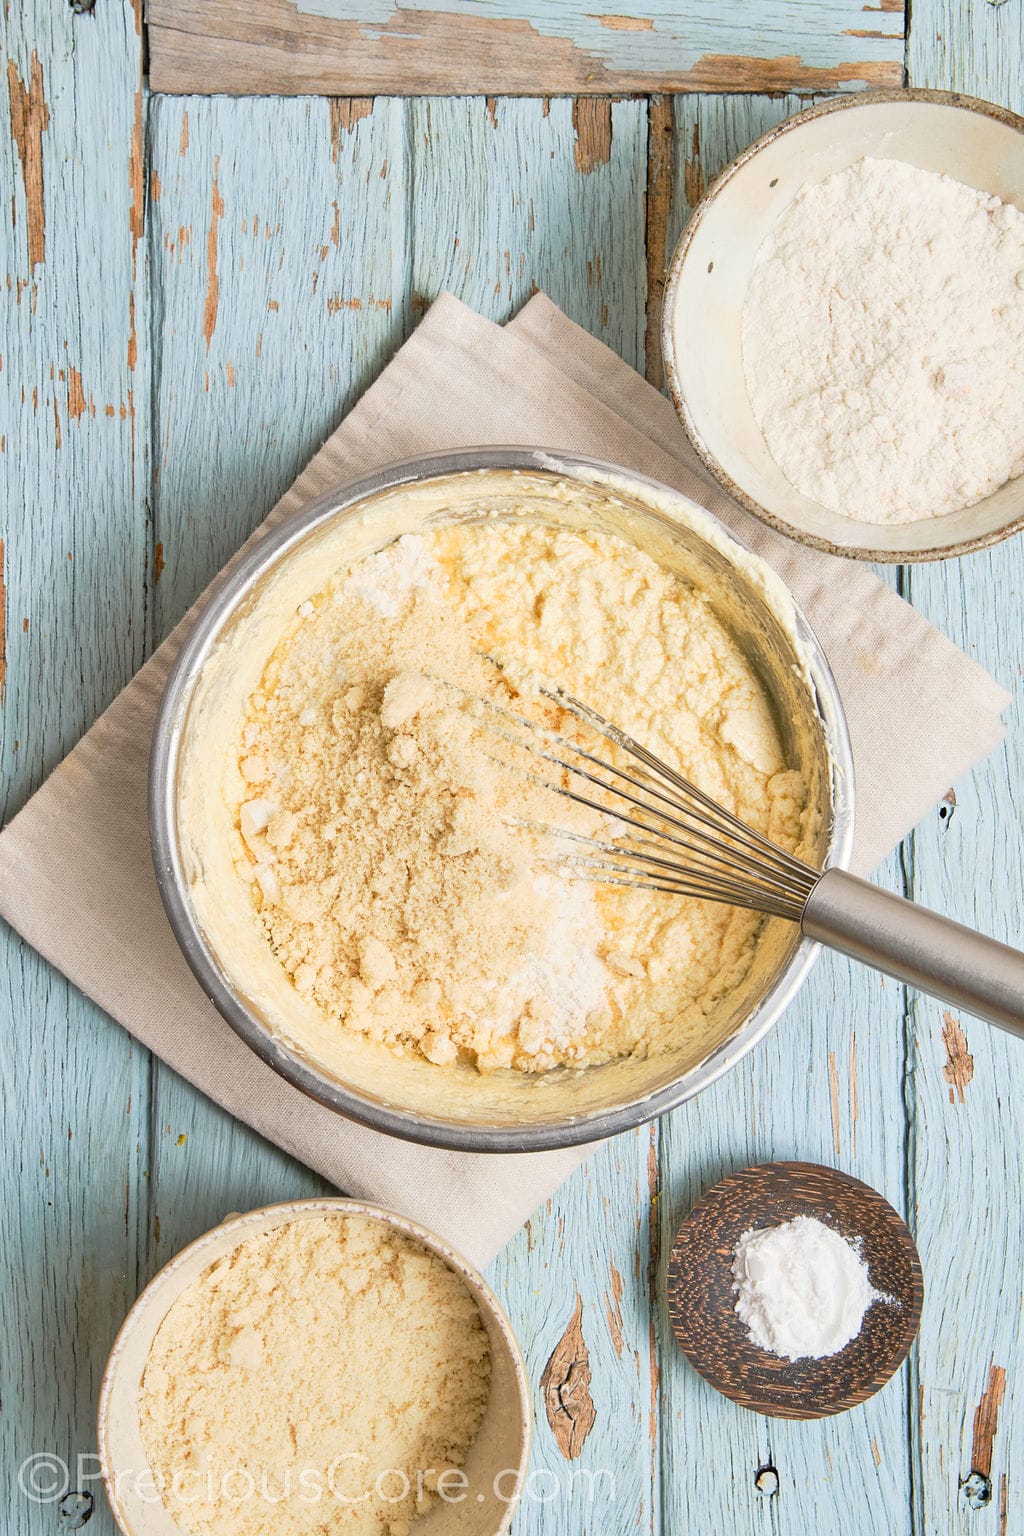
(662, 90), (1024, 562)
(98, 1199), (531, 1536)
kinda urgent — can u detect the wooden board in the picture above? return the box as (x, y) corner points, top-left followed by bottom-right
(2, 5), (151, 1532)
(142, 91), (659, 1533)
(652, 92), (913, 1535)
(3, 0), (1024, 1532)
(145, 0), (905, 97)
(905, 8), (1024, 1529)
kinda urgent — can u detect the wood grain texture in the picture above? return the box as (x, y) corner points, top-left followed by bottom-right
(148, 94), (410, 635)
(653, 90), (914, 1534)
(904, 8), (1023, 1530)
(142, 90), (658, 1535)
(409, 96), (647, 368)
(5, 0), (1024, 1530)
(402, 96), (658, 1534)
(142, 91), (408, 1279)
(1, 5), (150, 1534)
(6, 51), (50, 271)
(655, 924), (915, 1531)
(899, 555), (1024, 1533)
(496, 1135), (660, 1529)
(643, 95), (674, 388)
(146, 0), (904, 96)
(906, 0), (1023, 109)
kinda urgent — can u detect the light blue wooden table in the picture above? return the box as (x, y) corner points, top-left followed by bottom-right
(2, 2), (1022, 1532)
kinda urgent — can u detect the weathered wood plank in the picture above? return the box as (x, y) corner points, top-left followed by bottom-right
(656, 886), (914, 1535)
(1, 3), (150, 1532)
(906, 9), (1023, 1531)
(143, 93), (411, 1267)
(907, 0), (1024, 110)
(900, 580), (1024, 1534)
(409, 96), (647, 368)
(148, 93), (410, 634)
(145, 87), (658, 1531)
(146, 0), (904, 97)
(653, 93), (913, 1535)
(496, 1134), (659, 1530)
(402, 94), (657, 1530)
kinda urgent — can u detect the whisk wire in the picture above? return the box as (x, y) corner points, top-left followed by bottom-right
(512, 828), (805, 917)
(542, 687), (814, 881)
(472, 662), (1024, 1037)
(523, 723), (800, 884)
(478, 677), (818, 920)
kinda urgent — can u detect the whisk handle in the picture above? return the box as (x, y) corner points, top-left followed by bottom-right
(802, 868), (1024, 1035)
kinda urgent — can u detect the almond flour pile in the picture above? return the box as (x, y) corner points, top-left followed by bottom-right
(233, 521), (806, 1074)
(139, 1215), (490, 1536)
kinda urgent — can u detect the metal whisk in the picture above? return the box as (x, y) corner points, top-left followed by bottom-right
(489, 685), (1024, 1036)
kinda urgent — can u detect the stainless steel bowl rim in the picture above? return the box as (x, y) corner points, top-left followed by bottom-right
(150, 447), (856, 1153)
(661, 88), (1024, 565)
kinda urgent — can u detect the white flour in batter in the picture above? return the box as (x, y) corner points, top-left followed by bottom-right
(743, 157), (1024, 524)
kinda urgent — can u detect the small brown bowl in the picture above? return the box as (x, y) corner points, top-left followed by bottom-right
(666, 1162), (923, 1419)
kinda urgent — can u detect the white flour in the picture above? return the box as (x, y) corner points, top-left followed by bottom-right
(743, 157), (1024, 524)
(496, 874), (610, 1053)
(340, 531), (437, 615)
(732, 1215), (885, 1361)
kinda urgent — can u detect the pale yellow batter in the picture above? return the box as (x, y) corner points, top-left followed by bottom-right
(230, 519), (808, 1075)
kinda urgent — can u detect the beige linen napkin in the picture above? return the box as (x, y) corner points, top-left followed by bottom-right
(0, 294), (1011, 1267)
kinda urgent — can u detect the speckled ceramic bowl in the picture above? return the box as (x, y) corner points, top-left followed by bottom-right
(97, 1199), (531, 1536)
(662, 90), (1024, 562)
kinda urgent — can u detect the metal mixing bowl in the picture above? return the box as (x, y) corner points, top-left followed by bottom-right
(150, 449), (854, 1152)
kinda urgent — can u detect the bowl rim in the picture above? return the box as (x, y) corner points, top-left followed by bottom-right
(97, 1196), (532, 1536)
(664, 1159), (925, 1419)
(661, 87), (1024, 565)
(148, 447), (855, 1153)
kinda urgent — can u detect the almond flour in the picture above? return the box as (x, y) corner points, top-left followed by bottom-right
(139, 1215), (491, 1536)
(233, 520), (807, 1073)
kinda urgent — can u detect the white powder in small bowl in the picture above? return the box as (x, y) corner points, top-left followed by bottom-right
(732, 1215), (887, 1361)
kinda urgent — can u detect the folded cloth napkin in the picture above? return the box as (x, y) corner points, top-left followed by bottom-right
(0, 294), (1010, 1268)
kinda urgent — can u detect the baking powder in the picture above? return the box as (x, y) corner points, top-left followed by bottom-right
(732, 1215), (884, 1361)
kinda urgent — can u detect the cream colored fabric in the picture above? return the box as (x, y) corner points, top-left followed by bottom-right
(0, 295), (1010, 1267)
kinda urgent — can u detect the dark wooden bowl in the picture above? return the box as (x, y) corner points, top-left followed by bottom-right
(665, 1161), (924, 1419)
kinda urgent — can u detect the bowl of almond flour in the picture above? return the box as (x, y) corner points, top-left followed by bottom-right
(663, 90), (1024, 562)
(98, 1200), (530, 1536)
(150, 450), (852, 1151)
